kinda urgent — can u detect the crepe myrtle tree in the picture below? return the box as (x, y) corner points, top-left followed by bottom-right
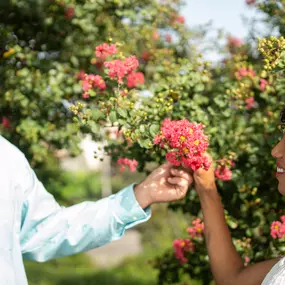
(0, 0), (190, 189)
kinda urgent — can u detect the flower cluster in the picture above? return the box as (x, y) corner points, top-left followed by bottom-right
(271, 216), (285, 239)
(235, 237), (252, 266)
(227, 36), (243, 48)
(215, 155), (236, 181)
(95, 43), (117, 60)
(82, 74), (106, 98)
(173, 239), (195, 264)
(174, 15), (185, 25)
(235, 67), (256, 80)
(104, 56), (139, 83)
(154, 119), (210, 171)
(141, 51), (151, 62)
(215, 166), (232, 180)
(117, 158), (138, 172)
(64, 7), (75, 19)
(173, 218), (204, 264)
(245, 96), (256, 110)
(127, 72), (145, 88)
(79, 43), (145, 98)
(1, 116), (10, 129)
(260, 78), (268, 91)
(187, 218), (204, 239)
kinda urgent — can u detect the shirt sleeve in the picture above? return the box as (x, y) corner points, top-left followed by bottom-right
(18, 155), (151, 262)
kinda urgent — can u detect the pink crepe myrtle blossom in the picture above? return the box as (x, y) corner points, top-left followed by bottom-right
(260, 78), (268, 91)
(280, 216), (285, 223)
(228, 36), (243, 48)
(124, 56), (139, 74)
(104, 56), (139, 83)
(127, 72), (145, 88)
(187, 218), (204, 238)
(175, 15), (185, 24)
(173, 239), (195, 264)
(141, 51), (151, 62)
(236, 67), (256, 80)
(245, 96), (256, 110)
(81, 74), (106, 98)
(64, 7), (75, 19)
(215, 165), (232, 181)
(244, 256), (250, 266)
(154, 119), (210, 171)
(1, 116), (11, 129)
(247, 68), (255, 78)
(117, 158), (138, 172)
(271, 217), (285, 239)
(95, 43), (117, 60)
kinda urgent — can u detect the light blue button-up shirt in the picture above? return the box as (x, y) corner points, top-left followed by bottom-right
(0, 135), (151, 285)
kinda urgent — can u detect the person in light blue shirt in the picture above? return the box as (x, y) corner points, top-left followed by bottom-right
(0, 135), (193, 285)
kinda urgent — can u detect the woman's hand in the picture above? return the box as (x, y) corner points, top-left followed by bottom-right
(193, 153), (217, 194)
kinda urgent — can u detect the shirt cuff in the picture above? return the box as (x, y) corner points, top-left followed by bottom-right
(112, 183), (151, 230)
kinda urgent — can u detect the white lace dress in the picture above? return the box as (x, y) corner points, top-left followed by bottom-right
(262, 257), (285, 284)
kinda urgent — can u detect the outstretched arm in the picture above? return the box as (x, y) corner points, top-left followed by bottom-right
(17, 152), (192, 262)
(194, 155), (280, 285)
(19, 158), (151, 262)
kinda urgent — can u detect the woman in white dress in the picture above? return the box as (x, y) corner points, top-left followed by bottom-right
(188, 106), (285, 284)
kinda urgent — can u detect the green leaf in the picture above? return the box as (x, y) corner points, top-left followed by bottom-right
(117, 108), (128, 118)
(109, 111), (117, 123)
(88, 121), (99, 133)
(138, 138), (152, 149)
(92, 109), (104, 121)
(118, 119), (126, 125)
(88, 89), (96, 97)
(150, 124), (160, 136)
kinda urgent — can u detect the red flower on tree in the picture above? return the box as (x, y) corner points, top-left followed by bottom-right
(1, 117), (11, 129)
(246, 0), (256, 5)
(154, 119), (210, 171)
(64, 7), (75, 20)
(117, 158), (138, 172)
(82, 74), (106, 98)
(104, 56), (139, 83)
(95, 43), (117, 60)
(173, 239), (195, 264)
(260, 78), (268, 91)
(271, 216), (285, 239)
(215, 165), (232, 181)
(127, 72), (145, 88)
